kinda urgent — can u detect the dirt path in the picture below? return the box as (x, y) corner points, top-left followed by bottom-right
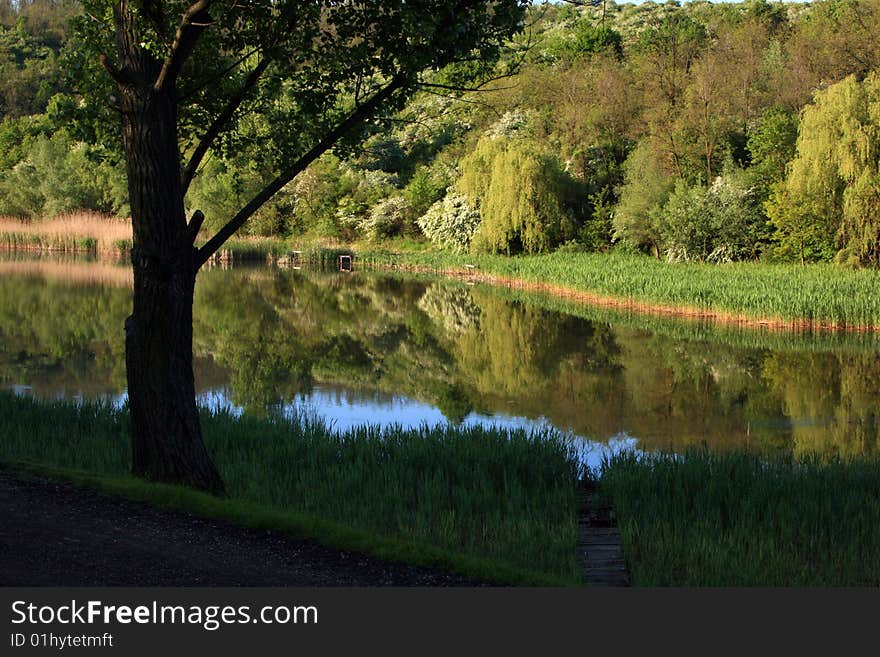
(0, 469), (484, 586)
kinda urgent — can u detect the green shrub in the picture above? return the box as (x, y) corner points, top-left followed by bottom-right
(657, 170), (769, 263)
(0, 129), (128, 218)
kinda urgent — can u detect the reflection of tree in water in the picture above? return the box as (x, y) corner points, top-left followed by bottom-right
(453, 292), (620, 396)
(0, 275), (129, 394)
(417, 283), (626, 424)
(763, 352), (880, 458)
(194, 271), (313, 413)
(417, 284), (482, 334)
(194, 270), (463, 414)
(5, 263), (880, 458)
(611, 332), (792, 451)
(431, 382), (473, 424)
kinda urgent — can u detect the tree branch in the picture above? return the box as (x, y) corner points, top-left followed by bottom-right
(99, 53), (128, 86)
(416, 79), (518, 93)
(186, 210), (205, 244)
(194, 75), (408, 269)
(180, 2), (310, 191)
(177, 46), (263, 102)
(154, 0), (214, 92)
(419, 87), (506, 119)
(181, 56), (272, 194)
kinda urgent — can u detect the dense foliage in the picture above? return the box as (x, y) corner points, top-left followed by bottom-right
(4, 0), (880, 266)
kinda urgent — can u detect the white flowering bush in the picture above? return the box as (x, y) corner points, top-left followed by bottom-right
(359, 195), (410, 239)
(416, 191), (481, 252)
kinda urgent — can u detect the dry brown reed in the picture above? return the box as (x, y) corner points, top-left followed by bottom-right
(0, 212), (132, 253)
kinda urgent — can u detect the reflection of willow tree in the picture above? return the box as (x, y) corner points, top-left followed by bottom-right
(428, 288), (625, 433)
(452, 292), (618, 397)
(763, 353), (880, 458)
(0, 275), (129, 393)
(339, 276), (474, 421)
(417, 285), (481, 335)
(416, 285), (483, 422)
(614, 332), (790, 451)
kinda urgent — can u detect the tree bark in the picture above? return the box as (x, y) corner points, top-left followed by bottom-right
(115, 1), (224, 495)
(124, 248), (223, 494)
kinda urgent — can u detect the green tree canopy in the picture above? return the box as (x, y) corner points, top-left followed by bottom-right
(612, 139), (675, 258)
(768, 72), (880, 266)
(460, 136), (580, 254)
(64, 0), (530, 493)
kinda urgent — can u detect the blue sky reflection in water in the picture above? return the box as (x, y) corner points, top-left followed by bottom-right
(197, 384), (637, 471)
(12, 380), (641, 471)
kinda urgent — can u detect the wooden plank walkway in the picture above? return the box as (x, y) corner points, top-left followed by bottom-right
(577, 486), (631, 586)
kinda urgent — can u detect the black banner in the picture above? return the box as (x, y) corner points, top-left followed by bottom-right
(1, 588), (877, 655)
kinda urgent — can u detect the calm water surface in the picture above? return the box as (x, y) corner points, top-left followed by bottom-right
(2, 253), (879, 465)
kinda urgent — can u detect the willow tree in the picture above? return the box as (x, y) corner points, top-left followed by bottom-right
(74, 1), (527, 493)
(768, 72), (880, 267)
(460, 136), (579, 254)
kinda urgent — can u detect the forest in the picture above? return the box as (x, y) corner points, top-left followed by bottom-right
(3, 0), (880, 267)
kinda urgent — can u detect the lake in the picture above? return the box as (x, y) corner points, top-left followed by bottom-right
(2, 252), (879, 467)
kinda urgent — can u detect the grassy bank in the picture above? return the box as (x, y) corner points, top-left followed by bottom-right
(4, 392), (880, 585)
(445, 276), (880, 356)
(199, 239), (880, 331)
(600, 450), (880, 586)
(0, 391), (582, 584)
(7, 216), (880, 330)
(354, 249), (880, 331)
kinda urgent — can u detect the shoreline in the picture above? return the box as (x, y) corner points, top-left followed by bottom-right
(4, 239), (880, 334)
(388, 264), (880, 334)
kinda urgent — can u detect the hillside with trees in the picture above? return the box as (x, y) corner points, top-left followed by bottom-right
(3, 0), (880, 266)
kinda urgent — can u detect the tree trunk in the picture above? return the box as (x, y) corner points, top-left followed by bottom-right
(116, 2), (224, 494)
(124, 247), (224, 495)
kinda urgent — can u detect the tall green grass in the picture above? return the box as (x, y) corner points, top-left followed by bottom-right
(0, 392), (581, 581)
(356, 250), (880, 329)
(485, 283), (880, 355)
(601, 450), (880, 585)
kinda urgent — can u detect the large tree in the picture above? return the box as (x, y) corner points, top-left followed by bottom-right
(75, 0), (527, 493)
(768, 72), (880, 267)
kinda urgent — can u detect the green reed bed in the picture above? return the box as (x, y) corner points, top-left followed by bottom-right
(600, 450), (880, 586)
(485, 283), (880, 355)
(296, 246), (354, 267)
(202, 237), (289, 260)
(0, 392), (582, 582)
(357, 250), (880, 329)
(355, 265), (880, 353)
